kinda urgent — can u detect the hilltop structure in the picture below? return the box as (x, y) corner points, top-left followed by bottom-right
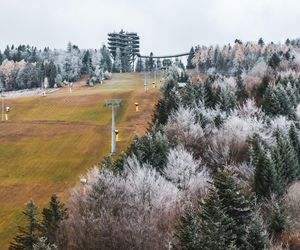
(108, 30), (140, 70)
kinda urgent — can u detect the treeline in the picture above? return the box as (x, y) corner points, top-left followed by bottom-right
(192, 37), (300, 76)
(0, 42), (112, 90)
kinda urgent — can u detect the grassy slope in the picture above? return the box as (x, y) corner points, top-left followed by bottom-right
(0, 72), (160, 248)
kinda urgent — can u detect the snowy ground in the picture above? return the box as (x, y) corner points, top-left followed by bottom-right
(1, 88), (59, 98)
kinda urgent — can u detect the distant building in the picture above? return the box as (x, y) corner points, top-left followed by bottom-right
(108, 29), (140, 70)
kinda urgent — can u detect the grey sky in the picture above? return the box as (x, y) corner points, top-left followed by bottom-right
(0, 0), (300, 55)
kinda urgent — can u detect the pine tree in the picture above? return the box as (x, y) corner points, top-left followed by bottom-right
(289, 125), (300, 165)
(266, 198), (290, 236)
(258, 38), (265, 46)
(271, 134), (299, 192)
(41, 194), (67, 245)
(254, 146), (280, 198)
(9, 200), (41, 250)
(198, 186), (236, 250)
(175, 204), (201, 250)
(82, 50), (93, 75)
(246, 210), (270, 250)
(100, 45), (112, 72)
(204, 76), (218, 108)
(186, 47), (195, 69)
(152, 79), (180, 125)
(217, 87), (237, 113)
(235, 73), (249, 103)
(268, 53), (281, 71)
(213, 170), (252, 248)
(262, 84), (277, 116)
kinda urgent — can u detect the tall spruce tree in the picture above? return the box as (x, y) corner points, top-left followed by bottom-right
(41, 194), (67, 245)
(176, 170), (270, 250)
(213, 171), (252, 248)
(271, 134), (299, 192)
(186, 47), (195, 69)
(9, 200), (41, 250)
(250, 136), (281, 198)
(175, 204), (201, 250)
(235, 73), (249, 103)
(198, 186), (236, 250)
(289, 125), (300, 165)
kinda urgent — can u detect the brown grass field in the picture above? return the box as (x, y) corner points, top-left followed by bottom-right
(0, 72), (160, 249)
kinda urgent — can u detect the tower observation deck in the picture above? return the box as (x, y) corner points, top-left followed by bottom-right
(108, 30), (140, 70)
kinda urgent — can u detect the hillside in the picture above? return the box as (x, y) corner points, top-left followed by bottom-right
(0, 72), (160, 248)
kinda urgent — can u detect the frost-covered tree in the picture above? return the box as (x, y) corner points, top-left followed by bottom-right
(163, 145), (209, 191)
(61, 161), (179, 249)
(33, 237), (57, 250)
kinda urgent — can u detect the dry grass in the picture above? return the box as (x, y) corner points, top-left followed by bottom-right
(0, 72), (160, 248)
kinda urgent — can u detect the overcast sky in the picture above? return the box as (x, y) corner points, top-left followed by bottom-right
(0, 0), (300, 55)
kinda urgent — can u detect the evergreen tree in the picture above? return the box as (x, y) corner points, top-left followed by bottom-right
(152, 78), (180, 125)
(186, 47), (195, 69)
(198, 186), (236, 250)
(268, 53), (280, 71)
(255, 75), (270, 100)
(271, 134), (299, 193)
(130, 131), (169, 172)
(258, 38), (265, 46)
(176, 170), (270, 250)
(175, 204), (201, 250)
(41, 194), (67, 245)
(289, 125), (300, 164)
(235, 73), (249, 103)
(246, 210), (270, 250)
(266, 198), (290, 236)
(217, 87), (237, 113)
(81, 50), (93, 75)
(253, 145), (280, 198)
(9, 200), (41, 250)
(204, 76), (218, 108)
(100, 45), (112, 72)
(213, 170), (252, 248)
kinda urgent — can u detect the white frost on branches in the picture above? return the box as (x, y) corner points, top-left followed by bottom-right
(163, 145), (209, 192)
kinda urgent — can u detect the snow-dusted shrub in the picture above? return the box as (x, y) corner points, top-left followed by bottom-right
(103, 70), (112, 80)
(165, 106), (204, 149)
(54, 74), (63, 87)
(233, 99), (264, 120)
(163, 145), (209, 193)
(212, 76), (236, 91)
(204, 111), (264, 170)
(262, 116), (293, 144)
(296, 104), (300, 120)
(243, 58), (268, 90)
(62, 158), (180, 250)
